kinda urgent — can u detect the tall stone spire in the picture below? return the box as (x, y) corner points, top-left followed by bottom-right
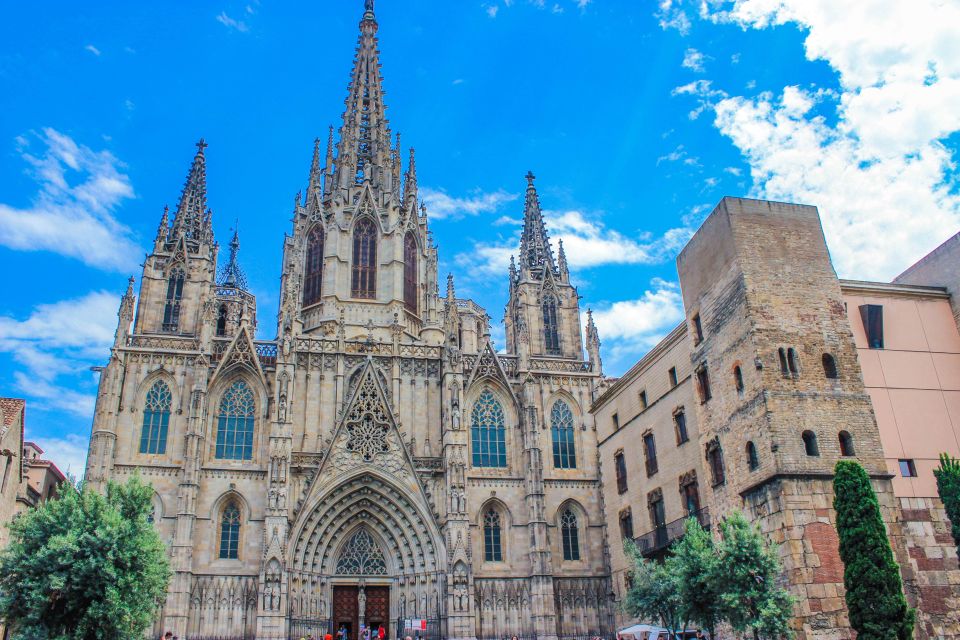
(518, 171), (555, 277)
(333, 0), (393, 191)
(171, 139), (211, 243)
(218, 225), (247, 290)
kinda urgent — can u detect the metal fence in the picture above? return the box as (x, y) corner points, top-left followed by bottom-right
(288, 617), (332, 639)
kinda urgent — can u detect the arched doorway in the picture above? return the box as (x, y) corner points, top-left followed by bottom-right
(288, 471), (446, 640)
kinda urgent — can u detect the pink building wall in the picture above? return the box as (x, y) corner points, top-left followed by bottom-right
(842, 281), (960, 498)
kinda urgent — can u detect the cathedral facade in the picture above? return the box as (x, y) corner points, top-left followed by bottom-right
(83, 2), (614, 639)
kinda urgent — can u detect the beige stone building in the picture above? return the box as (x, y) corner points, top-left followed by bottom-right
(0, 399), (26, 548)
(16, 441), (66, 512)
(596, 197), (960, 639)
(83, 3), (612, 639)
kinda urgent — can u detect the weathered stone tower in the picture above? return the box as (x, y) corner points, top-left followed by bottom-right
(677, 198), (900, 639)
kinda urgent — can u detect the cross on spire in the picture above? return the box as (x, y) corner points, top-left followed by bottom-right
(169, 138), (212, 247)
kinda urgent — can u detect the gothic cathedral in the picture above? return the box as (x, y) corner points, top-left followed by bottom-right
(84, 2), (613, 638)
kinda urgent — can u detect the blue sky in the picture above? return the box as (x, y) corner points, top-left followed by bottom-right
(1, 0), (958, 475)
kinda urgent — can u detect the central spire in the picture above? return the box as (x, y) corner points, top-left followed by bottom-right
(518, 171), (556, 277)
(333, 0), (393, 193)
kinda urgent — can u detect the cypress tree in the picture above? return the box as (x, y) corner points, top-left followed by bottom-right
(833, 460), (914, 640)
(934, 453), (960, 557)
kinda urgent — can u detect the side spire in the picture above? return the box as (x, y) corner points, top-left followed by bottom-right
(218, 223), (248, 290)
(518, 171), (556, 277)
(404, 147), (418, 211)
(171, 139), (210, 243)
(557, 238), (569, 281)
(307, 137), (322, 199)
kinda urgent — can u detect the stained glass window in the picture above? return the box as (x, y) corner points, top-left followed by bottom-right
(219, 502), (241, 559)
(471, 390), (507, 468)
(561, 509), (580, 561)
(483, 510), (503, 562)
(215, 381), (256, 460)
(140, 381), (172, 455)
(303, 226), (325, 307)
(336, 529), (387, 575)
(551, 400), (576, 469)
(352, 217), (377, 299)
(162, 267), (185, 332)
(543, 295), (560, 355)
(404, 231), (418, 313)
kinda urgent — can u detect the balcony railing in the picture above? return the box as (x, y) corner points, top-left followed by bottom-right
(634, 507), (711, 557)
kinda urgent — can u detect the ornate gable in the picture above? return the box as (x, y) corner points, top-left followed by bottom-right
(306, 358), (427, 498)
(210, 324), (265, 384)
(466, 340), (513, 391)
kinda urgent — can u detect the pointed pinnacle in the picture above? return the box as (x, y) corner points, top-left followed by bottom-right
(308, 137), (322, 194)
(446, 273), (455, 301)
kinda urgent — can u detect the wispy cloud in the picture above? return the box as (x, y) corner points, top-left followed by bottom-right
(656, 0), (692, 35)
(682, 48), (707, 72)
(456, 208), (696, 276)
(0, 128), (141, 271)
(27, 432), (89, 482)
(587, 279), (686, 373)
(216, 11), (249, 33)
(421, 187), (518, 220)
(0, 290), (120, 417)
(84, 44), (101, 57)
(691, 0), (960, 279)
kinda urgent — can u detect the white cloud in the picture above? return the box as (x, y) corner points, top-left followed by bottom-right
(657, 144), (700, 167)
(693, 0), (960, 279)
(27, 432), (89, 482)
(457, 209), (696, 276)
(486, 5), (499, 18)
(421, 187), (518, 220)
(682, 48), (707, 72)
(216, 11), (249, 32)
(84, 45), (101, 57)
(0, 291), (120, 418)
(0, 128), (140, 271)
(656, 0), (692, 35)
(588, 279), (686, 372)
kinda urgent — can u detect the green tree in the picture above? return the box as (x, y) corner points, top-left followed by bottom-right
(934, 453), (960, 556)
(670, 518), (721, 638)
(833, 460), (914, 640)
(716, 512), (794, 640)
(0, 476), (170, 640)
(623, 541), (689, 638)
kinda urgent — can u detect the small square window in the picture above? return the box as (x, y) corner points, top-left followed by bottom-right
(639, 390), (648, 410)
(899, 459), (917, 478)
(612, 413), (620, 431)
(668, 367), (678, 387)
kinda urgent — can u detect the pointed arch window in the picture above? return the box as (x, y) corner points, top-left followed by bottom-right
(542, 295), (561, 355)
(483, 509), (503, 562)
(471, 390), (507, 468)
(551, 400), (577, 469)
(215, 381), (256, 460)
(336, 528), (388, 575)
(351, 217), (377, 299)
(303, 226), (325, 307)
(404, 231), (418, 313)
(140, 381), (172, 455)
(216, 303), (228, 337)
(162, 267), (185, 332)
(560, 508), (581, 561)
(219, 501), (241, 559)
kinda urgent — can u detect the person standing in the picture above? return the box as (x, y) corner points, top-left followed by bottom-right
(377, 624), (385, 640)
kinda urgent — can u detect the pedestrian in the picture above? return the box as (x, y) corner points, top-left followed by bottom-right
(163, 633), (173, 640)
(325, 634), (333, 640)
(338, 625), (348, 640)
(378, 624), (386, 640)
